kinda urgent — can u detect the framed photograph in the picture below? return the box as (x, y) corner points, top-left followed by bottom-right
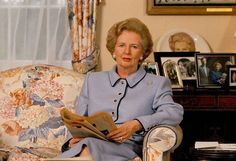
(142, 62), (160, 75)
(196, 53), (236, 88)
(162, 59), (183, 88)
(228, 65), (236, 87)
(154, 52), (197, 88)
(147, 0), (236, 15)
(154, 52), (197, 80)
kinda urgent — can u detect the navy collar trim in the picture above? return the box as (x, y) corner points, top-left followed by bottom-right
(108, 66), (147, 87)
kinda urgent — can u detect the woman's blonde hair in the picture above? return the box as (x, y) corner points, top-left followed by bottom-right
(213, 62), (222, 70)
(106, 18), (153, 61)
(169, 32), (196, 52)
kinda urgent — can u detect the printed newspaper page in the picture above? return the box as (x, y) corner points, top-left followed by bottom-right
(60, 108), (117, 140)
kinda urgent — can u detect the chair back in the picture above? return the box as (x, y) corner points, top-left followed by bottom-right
(0, 64), (85, 150)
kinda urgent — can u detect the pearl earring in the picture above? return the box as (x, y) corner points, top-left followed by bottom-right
(140, 56), (143, 61)
(112, 55), (116, 60)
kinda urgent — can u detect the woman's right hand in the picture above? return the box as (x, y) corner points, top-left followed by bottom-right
(69, 137), (83, 148)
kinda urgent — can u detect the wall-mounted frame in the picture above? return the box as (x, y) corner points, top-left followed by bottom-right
(147, 0), (236, 15)
(196, 53), (236, 89)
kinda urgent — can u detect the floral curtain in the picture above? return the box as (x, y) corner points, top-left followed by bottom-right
(66, 0), (99, 74)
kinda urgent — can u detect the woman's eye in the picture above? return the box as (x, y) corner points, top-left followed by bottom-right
(118, 44), (125, 47)
(131, 45), (138, 49)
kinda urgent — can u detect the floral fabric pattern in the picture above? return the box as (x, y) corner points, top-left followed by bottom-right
(0, 64), (85, 160)
(8, 150), (43, 161)
(67, 0), (99, 74)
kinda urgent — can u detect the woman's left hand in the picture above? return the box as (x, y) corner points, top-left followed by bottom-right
(107, 120), (142, 143)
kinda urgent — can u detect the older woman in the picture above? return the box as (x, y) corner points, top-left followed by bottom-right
(58, 18), (183, 161)
(210, 62), (225, 85)
(169, 32), (196, 52)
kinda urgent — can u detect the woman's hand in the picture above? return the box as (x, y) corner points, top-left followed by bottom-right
(69, 137), (84, 148)
(107, 120), (142, 143)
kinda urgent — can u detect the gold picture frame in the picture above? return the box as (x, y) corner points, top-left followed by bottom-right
(147, 0), (236, 15)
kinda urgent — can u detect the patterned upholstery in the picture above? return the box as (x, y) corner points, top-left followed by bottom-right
(0, 64), (85, 160)
(0, 64), (182, 161)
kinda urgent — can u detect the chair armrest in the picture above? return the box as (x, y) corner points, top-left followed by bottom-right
(142, 125), (183, 161)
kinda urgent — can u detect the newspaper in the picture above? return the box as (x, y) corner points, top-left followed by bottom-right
(195, 141), (219, 149)
(60, 108), (117, 140)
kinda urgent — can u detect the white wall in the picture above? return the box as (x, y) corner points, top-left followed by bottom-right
(96, 0), (236, 71)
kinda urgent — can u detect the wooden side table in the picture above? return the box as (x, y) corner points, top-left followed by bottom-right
(171, 89), (236, 161)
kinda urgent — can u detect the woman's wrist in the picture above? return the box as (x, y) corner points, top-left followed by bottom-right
(132, 119), (142, 133)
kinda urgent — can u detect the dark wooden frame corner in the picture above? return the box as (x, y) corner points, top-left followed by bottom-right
(147, 0), (236, 15)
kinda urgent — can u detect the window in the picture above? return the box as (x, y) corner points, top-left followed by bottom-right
(0, 0), (72, 70)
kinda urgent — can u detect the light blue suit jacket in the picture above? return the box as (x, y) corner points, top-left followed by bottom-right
(73, 66), (183, 142)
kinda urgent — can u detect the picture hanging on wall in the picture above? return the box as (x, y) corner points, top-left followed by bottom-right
(147, 0), (236, 15)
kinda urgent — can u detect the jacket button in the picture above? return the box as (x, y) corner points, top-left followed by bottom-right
(114, 99), (117, 102)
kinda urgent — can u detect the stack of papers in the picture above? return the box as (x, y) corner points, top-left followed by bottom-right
(195, 141), (219, 149)
(195, 141), (236, 151)
(219, 144), (236, 151)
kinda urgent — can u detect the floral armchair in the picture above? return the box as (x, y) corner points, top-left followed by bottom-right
(0, 64), (182, 161)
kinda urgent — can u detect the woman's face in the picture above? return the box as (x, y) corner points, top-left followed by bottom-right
(113, 30), (143, 72)
(215, 63), (222, 71)
(174, 41), (191, 52)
